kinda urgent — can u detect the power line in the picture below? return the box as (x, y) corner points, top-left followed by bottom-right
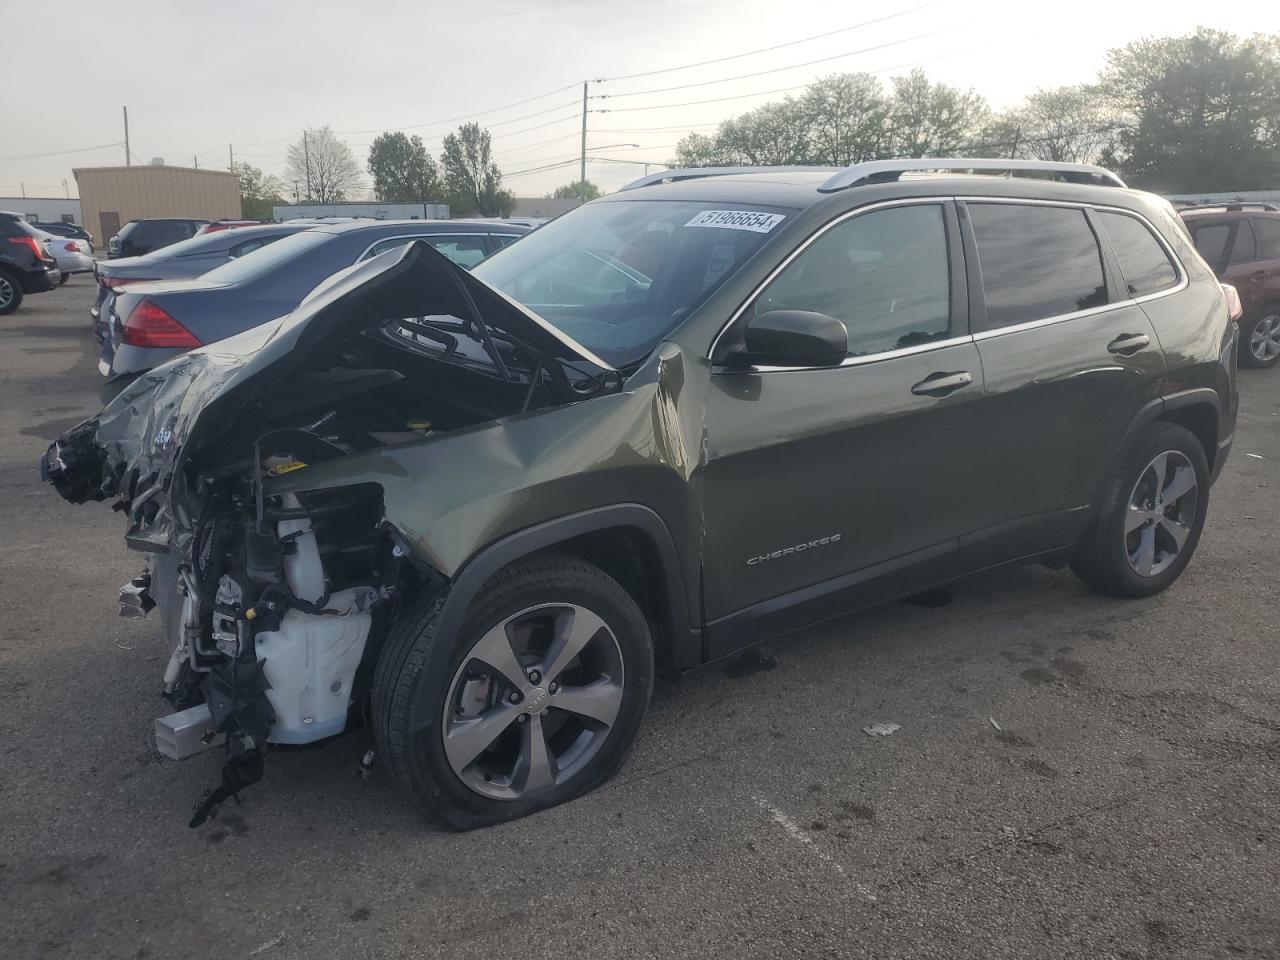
(593, 56), (945, 113)
(594, 32), (937, 100)
(333, 83), (582, 135)
(0, 142), (124, 163)
(599, 6), (931, 83)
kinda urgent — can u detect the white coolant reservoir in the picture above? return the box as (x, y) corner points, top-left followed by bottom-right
(278, 493), (325, 602)
(255, 588), (373, 744)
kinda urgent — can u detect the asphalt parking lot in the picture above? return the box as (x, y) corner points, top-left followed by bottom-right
(1, 277), (1278, 960)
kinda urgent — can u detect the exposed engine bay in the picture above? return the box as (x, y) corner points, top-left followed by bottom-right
(41, 242), (619, 825)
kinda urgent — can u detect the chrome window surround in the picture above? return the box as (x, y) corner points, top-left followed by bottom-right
(710, 196), (1190, 371)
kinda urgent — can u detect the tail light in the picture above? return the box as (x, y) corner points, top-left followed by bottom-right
(122, 299), (202, 348)
(101, 276), (156, 291)
(1221, 283), (1243, 322)
(8, 236), (48, 261)
(64, 241), (79, 253)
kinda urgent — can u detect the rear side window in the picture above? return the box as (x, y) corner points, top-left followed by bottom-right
(1252, 217), (1280, 261)
(1097, 211), (1178, 297)
(968, 203), (1107, 329)
(755, 203), (952, 357)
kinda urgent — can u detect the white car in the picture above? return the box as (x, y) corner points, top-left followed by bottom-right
(31, 227), (94, 283)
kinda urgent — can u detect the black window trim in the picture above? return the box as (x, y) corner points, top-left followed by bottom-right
(957, 196), (1187, 342)
(709, 196), (973, 372)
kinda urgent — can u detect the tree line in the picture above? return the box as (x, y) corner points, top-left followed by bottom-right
(235, 122), (517, 218)
(674, 28), (1280, 194)
(235, 27), (1280, 219)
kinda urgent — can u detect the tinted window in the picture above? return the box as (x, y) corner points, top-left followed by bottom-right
(756, 204), (951, 357)
(1097, 211), (1178, 297)
(969, 203), (1107, 329)
(1191, 223), (1230, 267)
(1230, 221), (1257, 265)
(1252, 217), (1280, 261)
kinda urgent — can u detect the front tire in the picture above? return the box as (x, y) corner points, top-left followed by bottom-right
(1071, 423), (1209, 597)
(1240, 310), (1280, 368)
(373, 553), (653, 830)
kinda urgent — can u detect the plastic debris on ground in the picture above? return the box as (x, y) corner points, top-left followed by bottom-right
(862, 722), (901, 737)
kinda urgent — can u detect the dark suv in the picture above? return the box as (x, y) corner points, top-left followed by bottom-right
(44, 159), (1238, 830)
(108, 218), (209, 259)
(0, 211), (61, 314)
(1181, 203), (1280, 367)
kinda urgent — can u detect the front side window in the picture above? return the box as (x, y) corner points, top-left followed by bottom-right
(471, 199), (791, 368)
(1251, 217), (1280, 262)
(1097, 211), (1178, 297)
(754, 203), (952, 357)
(969, 203), (1107, 329)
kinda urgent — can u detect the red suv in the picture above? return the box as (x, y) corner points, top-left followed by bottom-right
(1181, 203), (1280, 367)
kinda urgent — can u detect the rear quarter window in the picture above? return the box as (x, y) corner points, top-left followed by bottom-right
(1189, 222), (1231, 268)
(968, 203), (1107, 329)
(1097, 211), (1179, 297)
(1252, 217), (1280, 261)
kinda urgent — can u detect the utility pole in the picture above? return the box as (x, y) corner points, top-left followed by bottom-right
(20, 182), (25, 199)
(194, 156), (199, 169)
(579, 81), (588, 205)
(62, 179), (69, 199)
(303, 131), (312, 202)
(123, 106), (131, 166)
(228, 144), (234, 172)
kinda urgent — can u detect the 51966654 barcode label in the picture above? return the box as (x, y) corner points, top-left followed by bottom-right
(685, 210), (786, 233)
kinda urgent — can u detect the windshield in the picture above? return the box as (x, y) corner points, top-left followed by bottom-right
(471, 199), (792, 367)
(199, 230), (330, 284)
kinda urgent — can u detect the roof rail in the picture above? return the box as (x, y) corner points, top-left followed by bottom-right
(818, 158), (1127, 192)
(1181, 201), (1280, 213)
(618, 165), (836, 192)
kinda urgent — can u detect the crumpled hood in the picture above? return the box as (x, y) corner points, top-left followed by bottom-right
(41, 324), (276, 545)
(41, 240), (612, 547)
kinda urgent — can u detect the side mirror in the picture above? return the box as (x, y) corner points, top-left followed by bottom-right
(737, 309), (848, 368)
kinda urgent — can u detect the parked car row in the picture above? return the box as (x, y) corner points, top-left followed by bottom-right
(43, 158), (1241, 832)
(93, 218), (528, 393)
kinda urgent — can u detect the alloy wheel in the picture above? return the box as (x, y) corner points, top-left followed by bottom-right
(1124, 450), (1198, 578)
(442, 603), (625, 801)
(1249, 314), (1280, 363)
(0, 274), (14, 311)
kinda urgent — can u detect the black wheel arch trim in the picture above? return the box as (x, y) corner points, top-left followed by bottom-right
(411, 504), (699, 728)
(1106, 388), (1225, 498)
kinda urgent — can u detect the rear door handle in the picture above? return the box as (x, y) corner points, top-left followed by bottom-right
(911, 370), (974, 397)
(1107, 333), (1150, 356)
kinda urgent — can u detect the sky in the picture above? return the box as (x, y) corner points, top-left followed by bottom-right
(3, 0), (1279, 204)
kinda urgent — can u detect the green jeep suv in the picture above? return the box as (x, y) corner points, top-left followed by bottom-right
(44, 159), (1239, 829)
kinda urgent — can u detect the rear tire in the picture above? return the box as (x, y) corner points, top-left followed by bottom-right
(1071, 423), (1209, 597)
(1240, 309), (1280, 368)
(373, 553), (653, 830)
(0, 270), (22, 315)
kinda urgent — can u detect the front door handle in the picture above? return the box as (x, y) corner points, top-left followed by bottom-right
(1107, 333), (1150, 356)
(911, 370), (973, 397)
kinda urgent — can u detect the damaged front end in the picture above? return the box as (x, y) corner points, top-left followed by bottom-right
(41, 241), (618, 825)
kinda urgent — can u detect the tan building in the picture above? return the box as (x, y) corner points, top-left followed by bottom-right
(73, 165), (241, 245)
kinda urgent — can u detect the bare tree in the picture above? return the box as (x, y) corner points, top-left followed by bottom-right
(286, 126), (362, 203)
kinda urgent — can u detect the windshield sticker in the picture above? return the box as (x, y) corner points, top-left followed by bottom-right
(685, 210), (786, 233)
